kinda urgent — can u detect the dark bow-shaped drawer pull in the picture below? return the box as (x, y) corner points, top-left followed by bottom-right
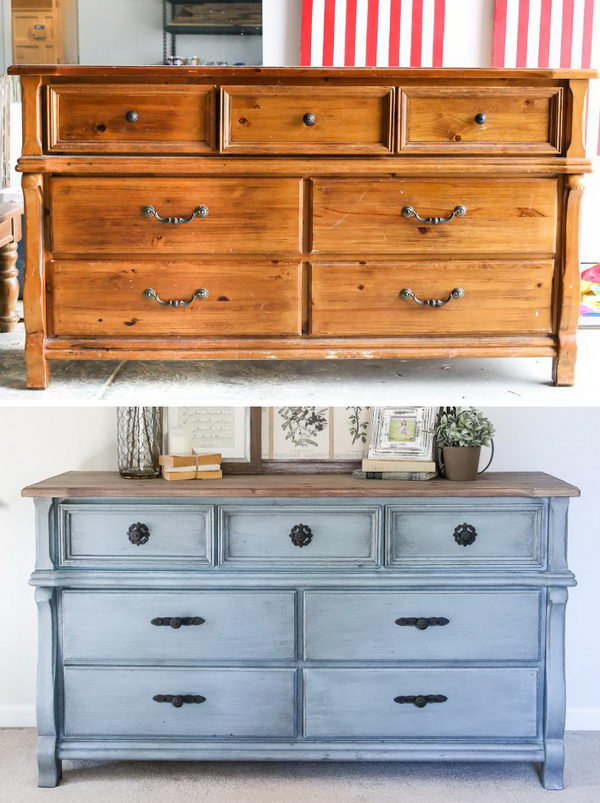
(395, 617), (450, 630)
(143, 288), (209, 308)
(153, 694), (206, 708)
(400, 287), (464, 308)
(394, 694), (448, 708)
(453, 522), (478, 546)
(289, 523), (313, 548)
(151, 617), (205, 629)
(141, 204), (209, 225)
(401, 204), (467, 225)
(127, 522), (150, 546)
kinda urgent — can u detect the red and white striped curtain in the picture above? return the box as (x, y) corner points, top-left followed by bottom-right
(300, 0), (447, 67)
(492, 0), (599, 154)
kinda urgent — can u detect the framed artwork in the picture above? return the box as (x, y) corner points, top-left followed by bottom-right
(261, 407), (371, 473)
(165, 407), (261, 474)
(368, 407), (438, 461)
(579, 263), (600, 328)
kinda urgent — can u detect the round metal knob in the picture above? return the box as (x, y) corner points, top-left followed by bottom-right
(125, 110), (139, 123)
(414, 696), (427, 708)
(289, 523), (313, 548)
(172, 695), (184, 708)
(474, 112), (487, 125)
(127, 522), (150, 546)
(303, 112), (317, 127)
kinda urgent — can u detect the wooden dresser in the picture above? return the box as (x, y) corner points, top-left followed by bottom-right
(24, 471), (579, 789)
(8, 66), (595, 388)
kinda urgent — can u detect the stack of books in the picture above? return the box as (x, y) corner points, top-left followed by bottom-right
(353, 458), (437, 481)
(159, 453), (223, 481)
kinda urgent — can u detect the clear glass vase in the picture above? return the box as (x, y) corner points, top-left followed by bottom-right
(117, 407), (163, 479)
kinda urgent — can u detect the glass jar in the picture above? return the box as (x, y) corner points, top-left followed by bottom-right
(117, 407), (163, 479)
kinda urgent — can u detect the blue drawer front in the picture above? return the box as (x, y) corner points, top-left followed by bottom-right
(304, 590), (541, 661)
(62, 591), (296, 663)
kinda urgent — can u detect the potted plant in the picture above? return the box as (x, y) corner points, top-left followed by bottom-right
(434, 408), (495, 481)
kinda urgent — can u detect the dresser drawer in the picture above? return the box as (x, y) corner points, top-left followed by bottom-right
(47, 84), (216, 154)
(62, 591), (296, 663)
(386, 502), (545, 568)
(310, 261), (554, 336)
(312, 178), (557, 254)
(48, 261), (302, 337)
(400, 86), (562, 154)
(222, 85), (393, 154)
(50, 177), (302, 255)
(64, 667), (296, 738)
(304, 591), (540, 661)
(219, 505), (381, 567)
(58, 503), (213, 567)
(304, 668), (539, 739)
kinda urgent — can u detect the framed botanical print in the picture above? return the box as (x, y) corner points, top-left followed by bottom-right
(368, 407), (438, 461)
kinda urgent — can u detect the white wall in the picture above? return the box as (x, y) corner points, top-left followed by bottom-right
(0, 407), (599, 729)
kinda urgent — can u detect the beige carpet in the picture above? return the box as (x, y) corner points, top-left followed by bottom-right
(1, 730), (600, 802)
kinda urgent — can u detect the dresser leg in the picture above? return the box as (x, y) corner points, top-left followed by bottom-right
(0, 240), (20, 332)
(37, 736), (61, 787)
(541, 741), (565, 790)
(25, 336), (49, 388)
(552, 339), (576, 386)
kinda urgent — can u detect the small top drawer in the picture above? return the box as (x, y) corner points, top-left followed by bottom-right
(58, 502), (213, 567)
(386, 501), (545, 568)
(400, 86), (562, 154)
(222, 85), (393, 154)
(46, 84), (215, 153)
(219, 504), (381, 567)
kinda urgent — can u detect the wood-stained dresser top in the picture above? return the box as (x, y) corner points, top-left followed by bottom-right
(22, 471), (580, 498)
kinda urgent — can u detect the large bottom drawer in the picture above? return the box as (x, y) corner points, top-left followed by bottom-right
(304, 668), (539, 739)
(310, 261), (554, 336)
(63, 667), (297, 738)
(49, 260), (302, 337)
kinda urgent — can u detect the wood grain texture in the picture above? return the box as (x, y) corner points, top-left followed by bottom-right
(312, 178), (558, 254)
(48, 261), (302, 337)
(46, 84), (216, 154)
(222, 85), (393, 154)
(310, 261), (554, 336)
(21, 471), (581, 498)
(22, 173), (49, 389)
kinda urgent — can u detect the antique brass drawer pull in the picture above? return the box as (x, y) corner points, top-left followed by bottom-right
(151, 617), (205, 628)
(400, 288), (464, 307)
(143, 288), (209, 308)
(394, 694), (448, 708)
(303, 112), (317, 126)
(141, 204), (209, 225)
(395, 617), (450, 630)
(289, 523), (313, 548)
(401, 204), (467, 224)
(153, 694), (206, 708)
(127, 522), (150, 545)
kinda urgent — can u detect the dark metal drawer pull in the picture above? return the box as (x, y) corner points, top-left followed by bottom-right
(394, 694), (448, 708)
(151, 617), (205, 629)
(474, 112), (487, 125)
(303, 112), (317, 126)
(453, 522), (478, 546)
(400, 287), (464, 307)
(395, 617), (450, 630)
(401, 204), (467, 224)
(125, 110), (139, 123)
(289, 523), (313, 548)
(127, 522), (150, 546)
(153, 694), (206, 708)
(142, 204), (209, 225)
(143, 288), (209, 308)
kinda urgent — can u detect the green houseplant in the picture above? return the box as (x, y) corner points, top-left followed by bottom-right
(434, 408), (495, 481)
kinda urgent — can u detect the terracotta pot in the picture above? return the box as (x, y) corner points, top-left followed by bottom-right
(441, 446), (481, 481)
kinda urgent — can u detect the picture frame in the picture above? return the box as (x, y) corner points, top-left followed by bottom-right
(368, 407), (438, 461)
(164, 407), (261, 474)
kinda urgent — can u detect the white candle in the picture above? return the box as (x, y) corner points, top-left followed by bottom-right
(168, 428), (192, 456)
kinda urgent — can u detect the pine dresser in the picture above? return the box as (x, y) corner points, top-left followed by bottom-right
(23, 471), (579, 789)
(7, 65), (596, 388)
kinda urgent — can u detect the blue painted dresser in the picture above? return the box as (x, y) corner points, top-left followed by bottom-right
(23, 471), (579, 789)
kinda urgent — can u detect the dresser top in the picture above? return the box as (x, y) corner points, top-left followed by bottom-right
(8, 65), (597, 80)
(22, 471), (580, 499)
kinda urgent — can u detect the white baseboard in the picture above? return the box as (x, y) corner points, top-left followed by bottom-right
(1, 705), (599, 731)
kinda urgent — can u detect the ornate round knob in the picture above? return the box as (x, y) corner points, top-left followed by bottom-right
(289, 523), (313, 548)
(474, 112), (487, 125)
(172, 695), (183, 708)
(453, 522), (477, 547)
(127, 522), (150, 546)
(125, 110), (139, 123)
(303, 112), (317, 127)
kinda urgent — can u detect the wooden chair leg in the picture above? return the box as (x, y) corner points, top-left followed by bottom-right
(0, 240), (20, 333)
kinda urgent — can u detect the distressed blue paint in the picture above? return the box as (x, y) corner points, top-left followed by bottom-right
(31, 492), (575, 790)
